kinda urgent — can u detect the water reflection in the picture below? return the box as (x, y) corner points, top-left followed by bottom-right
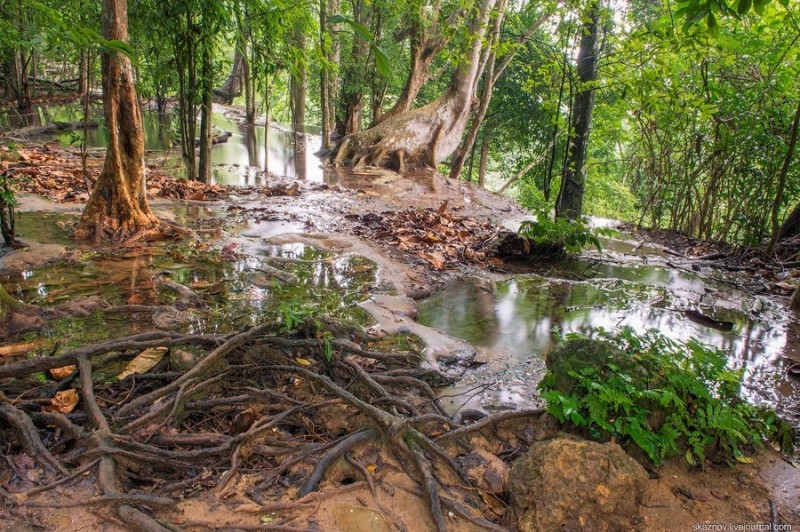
(418, 272), (799, 426)
(1, 103), (324, 186)
(0, 241), (375, 339)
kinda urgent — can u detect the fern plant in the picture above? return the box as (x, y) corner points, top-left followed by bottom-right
(517, 210), (615, 253)
(538, 328), (795, 466)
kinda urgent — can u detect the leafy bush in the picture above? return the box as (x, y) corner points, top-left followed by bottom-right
(277, 296), (334, 362)
(538, 328), (795, 466)
(517, 210), (615, 253)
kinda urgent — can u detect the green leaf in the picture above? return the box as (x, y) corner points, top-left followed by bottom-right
(685, 448), (696, 466)
(326, 14), (349, 24)
(736, 0), (752, 14)
(373, 45), (392, 79)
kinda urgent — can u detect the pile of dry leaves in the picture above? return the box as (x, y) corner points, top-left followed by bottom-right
(352, 201), (497, 270)
(1, 144), (228, 202)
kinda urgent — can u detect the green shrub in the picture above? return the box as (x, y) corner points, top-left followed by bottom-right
(517, 210), (615, 253)
(538, 328), (795, 466)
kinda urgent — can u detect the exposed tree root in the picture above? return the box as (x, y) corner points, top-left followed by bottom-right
(0, 322), (550, 530)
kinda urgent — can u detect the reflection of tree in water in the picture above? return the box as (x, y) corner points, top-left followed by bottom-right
(244, 125), (258, 171)
(420, 272), (797, 426)
(418, 282), (499, 348)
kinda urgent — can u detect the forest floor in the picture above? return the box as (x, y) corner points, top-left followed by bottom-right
(0, 141), (798, 531)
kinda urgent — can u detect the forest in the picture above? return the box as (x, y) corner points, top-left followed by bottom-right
(0, 0), (799, 530)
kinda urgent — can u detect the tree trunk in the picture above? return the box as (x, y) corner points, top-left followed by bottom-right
(328, 0), (496, 170)
(243, 51), (255, 124)
(767, 94), (800, 255)
(213, 47), (244, 104)
(320, 0), (331, 149)
(198, 42), (214, 184)
(74, 0), (158, 242)
(174, 10), (198, 181)
(235, 1), (256, 125)
(264, 76), (271, 174)
(328, 0), (340, 139)
(290, 18), (307, 180)
(791, 283), (800, 312)
(477, 125), (492, 187)
(556, 1), (599, 220)
(453, 0), (555, 182)
(374, 4), (447, 125)
(78, 48), (90, 96)
(0, 195), (17, 246)
(245, 125), (258, 170)
(337, 0), (368, 136)
(448, 0), (507, 180)
(290, 28), (306, 133)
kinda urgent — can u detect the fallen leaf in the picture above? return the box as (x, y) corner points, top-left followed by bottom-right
(117, 347), (168, 380)
(49, 365), (77, 381)
(42, 389), (79, 414)
(420, 252), (446, 271)
(295, 358), (313, 366)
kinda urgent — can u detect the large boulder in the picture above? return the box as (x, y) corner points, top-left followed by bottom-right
(509, 437), (649, 531)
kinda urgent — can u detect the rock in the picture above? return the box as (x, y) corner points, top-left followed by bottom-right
(169, 348), (204, 372)
(457, 448), (509, 494)
(153, 307), (192, 330)
(509, 437), (649, 532)
(0, 243), (67, 271)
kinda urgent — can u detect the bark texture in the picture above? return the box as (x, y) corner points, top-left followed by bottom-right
(556, 2), (600, 220)
(328, 0), (497, 170)
(74, 0), (158, 242)
(213, 47), (244, 104)
(374, 5), (446, 125)
(767, 94), (800, 254)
